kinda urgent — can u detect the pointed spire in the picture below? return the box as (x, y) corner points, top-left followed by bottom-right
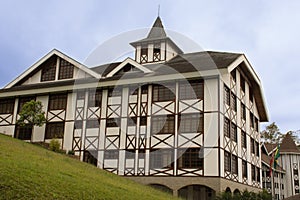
(146, 16), (167, 39)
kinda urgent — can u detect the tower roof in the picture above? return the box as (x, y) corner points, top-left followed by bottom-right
(146, 16), (167, 39)
(130, 17), (183, 54)
(280, 133), (300, 153)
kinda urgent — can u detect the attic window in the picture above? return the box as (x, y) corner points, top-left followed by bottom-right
(41, 57), (57, 82)
(59, 59), (74, 80)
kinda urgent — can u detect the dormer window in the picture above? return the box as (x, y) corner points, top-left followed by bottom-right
(153, 42), (161, 61)
(140, 44), (148, 63)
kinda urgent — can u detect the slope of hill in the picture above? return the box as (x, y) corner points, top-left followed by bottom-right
(0, 134), (177, 200)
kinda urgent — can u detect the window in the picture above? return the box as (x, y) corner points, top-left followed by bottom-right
(108, 88), (122, 97)
(106, 118), (120, 127)
(254, 117), (259, 132)
(240, 75), (245, 93)
(179, 80), (204, 100)
(88, 90), (102, 107)
(242, 131), (247, 148)
(140, 116), (147, 126)
(18, 96), (35, 113)
(140, 44), (148, 63)
(58, 59), (74, 80)
(224, 118), (230, 138)
(232, 155), (238, 175)
(249, 87), (253, 103)
(153, 84), (175, 102)
(151, 115), (175, 134)
(230, 123), (237, 142)
(153, 42), (161, 61)
(128, 117), (137, 126)
(49, 93), (67, 110)
(179, 114), (203, 133)
(74, 120), (83, 129)
(41, 57), (56, 82)
(0, 98), (15, 114)
(224, 85), (230, 106)
(83, 150), (98, 166)
(86, 119), (100, 129)
(251, 138), (255, 154)
(15, 125), (32, 140)
(129, 86), (139, 95)
(224, 151), (231, 172)
(77, 90), (85, 100)
(255, 141), (260, 157)
(141, 85), (148, 94)
(231, 93), (237, 111)
(104, 150), (119, 159)
(242, 160), (248, 178)
(257, 167), (260, 182)
(241, 103), (246, 120)
(150, 149), (173, 169)
(178, 148), (203, 169)
(45, 122), (64, 139)
(231, 69), (236, 82)
(251, 165), (256, 181)
(250, 113), (254, 128)
(125, 149), (136, 159)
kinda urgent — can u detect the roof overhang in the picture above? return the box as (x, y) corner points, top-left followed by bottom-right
(4, 49), (101, 89)
(227, 55), (269, 122)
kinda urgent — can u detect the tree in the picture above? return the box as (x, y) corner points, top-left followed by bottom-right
(17, 100), (46, 127)
(260, 122), (282, 144)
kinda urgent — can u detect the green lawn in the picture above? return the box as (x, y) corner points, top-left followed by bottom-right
(0, 134), (178, 200)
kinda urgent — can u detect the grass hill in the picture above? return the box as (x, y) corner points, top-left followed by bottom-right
(0, 134), (178, 200)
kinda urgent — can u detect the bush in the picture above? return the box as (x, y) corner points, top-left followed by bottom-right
(49, 139), (60, 152)
(68, 150), (75, 155)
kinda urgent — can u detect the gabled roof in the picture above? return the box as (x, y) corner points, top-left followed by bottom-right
(4, 49), (101, 89)
(280, 133), (300, 153)
(106, 57), (152, 78)
(263, 143), (277, 155)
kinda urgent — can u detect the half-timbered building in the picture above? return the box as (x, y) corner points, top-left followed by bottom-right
(0, 17), (269, 199)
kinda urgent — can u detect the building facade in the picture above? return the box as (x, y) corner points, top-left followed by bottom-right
(0, 17), (269, 199)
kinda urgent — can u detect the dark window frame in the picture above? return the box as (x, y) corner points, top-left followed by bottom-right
(48, 93), (67, 110)
(151, 115), (175, 135)
(58, 59), (74, 80)
(41, 57), (57, 82)
(88, 89), (102, 107)
(86, 119), (100, 129)
(178, 113), (203, 133)
(152, 84), (175, 102)
(150, 149), (174, 169)
(179, 80), (204, 100)
(0, 98), (15, 114)
(177, 148), (203, 169)
(45, 122), (64, 139)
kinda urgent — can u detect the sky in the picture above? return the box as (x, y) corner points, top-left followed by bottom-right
(0, 0), (299, 134)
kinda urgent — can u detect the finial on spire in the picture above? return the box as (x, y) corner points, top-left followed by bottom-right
(158, 4), (160, 17)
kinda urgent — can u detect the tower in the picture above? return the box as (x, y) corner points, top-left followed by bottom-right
(130, 17), (183, 64)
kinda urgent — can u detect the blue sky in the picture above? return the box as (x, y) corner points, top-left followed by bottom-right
(0, 0), (299, 134)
